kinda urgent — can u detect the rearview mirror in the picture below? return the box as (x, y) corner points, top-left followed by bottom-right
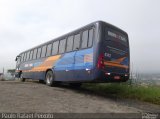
(15, 55), (20, 61)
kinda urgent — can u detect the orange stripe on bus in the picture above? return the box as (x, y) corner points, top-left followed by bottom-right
(104, 62), (128, 69)
(23, 55), (61, 72)
(108, 57), (126, 64)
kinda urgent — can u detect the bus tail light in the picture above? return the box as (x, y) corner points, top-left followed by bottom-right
(105, 72), (111, 76)
(97, 53), (105, 69)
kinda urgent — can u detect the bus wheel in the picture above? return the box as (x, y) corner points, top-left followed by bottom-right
(45, 70), (55, 87)
(69, 83), (82, 88)
(20, 73), (25, 82)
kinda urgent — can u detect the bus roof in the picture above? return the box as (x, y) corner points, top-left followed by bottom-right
(19, 21), (127, 54)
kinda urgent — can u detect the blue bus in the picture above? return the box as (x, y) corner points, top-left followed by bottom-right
(15, 21), (130, 87)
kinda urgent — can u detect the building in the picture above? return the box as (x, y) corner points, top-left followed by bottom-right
(0, 73), (4, 80)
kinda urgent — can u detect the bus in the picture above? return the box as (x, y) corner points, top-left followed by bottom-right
(15, 21), (130, 87)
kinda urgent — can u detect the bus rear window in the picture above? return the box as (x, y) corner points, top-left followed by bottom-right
(106, 29), (128, 46)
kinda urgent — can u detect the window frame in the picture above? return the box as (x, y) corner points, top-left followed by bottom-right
(59, 39), (66, 54)
(73, 33), (81, 51)
(81, 30), (89, 49)
(37, 47), (42, 59)
(80, 28), (94, 50)
(29, 50), (33, 60)
(28, 51), (31, 61)
(41, 45), (47, 58)
(26, 51), (30, 61)
(66, 35), (74, 52)
(33, 49), (38, 60)
(88, 28), (94, 48)
(20, 53), (24, 62)
(46, 43), (52, 57)
(52, 40), (59, 56)
(23, 53), (25, 61)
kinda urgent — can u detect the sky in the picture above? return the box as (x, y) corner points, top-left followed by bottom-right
(0, 0), (160, 73)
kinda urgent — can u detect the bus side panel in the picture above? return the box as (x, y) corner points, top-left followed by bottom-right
(19, 58), (48, 80)
(19, 61), (34, 79)
(53, 52), (75, 81)
(54, 48), (94, 82)
(74, 48), (94, 81)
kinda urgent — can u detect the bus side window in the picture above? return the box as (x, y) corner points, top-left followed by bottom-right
(52, 41), (59, 55)
(26, 51), (30, 61)
(88, 29), (93, 47)
(17, 55), (21, 64)
(33, 49), (38, 60)
(37, 47), (41, 59)
(41, 45), (47, 58)
(23, 53), (26, 61)
(81, 30), (89, 49)
(66, 36), (74, 52)
(59, 39), (66, 54)
(46, 43), (52, 57)
(25, 52), (28, 61)
(29, 50), (33, 60)
(21, 53), (24, 62)
(73, 34), (80, 50)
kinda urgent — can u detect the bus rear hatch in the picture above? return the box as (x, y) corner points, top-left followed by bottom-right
(99, 28), (129, 81)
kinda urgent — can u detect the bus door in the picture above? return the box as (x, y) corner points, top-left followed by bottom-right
(74, 48), (93, 81)
(54, 52), (75, 81)
(63, 52), (75, 81)
(15, 55), (21, 70)
(74, 29), (94, 81)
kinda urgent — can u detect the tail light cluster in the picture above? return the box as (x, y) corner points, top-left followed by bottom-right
(97, 53), (105, 69)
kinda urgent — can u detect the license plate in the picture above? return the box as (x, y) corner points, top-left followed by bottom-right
(114, 76), (120, 80)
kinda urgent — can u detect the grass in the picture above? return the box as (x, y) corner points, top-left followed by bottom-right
(82, 83), (160, 105)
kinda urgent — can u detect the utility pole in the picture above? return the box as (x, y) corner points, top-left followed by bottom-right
(3, 67), (4, 75)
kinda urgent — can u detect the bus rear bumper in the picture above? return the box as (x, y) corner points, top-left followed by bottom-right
(95, 72), (129, 83)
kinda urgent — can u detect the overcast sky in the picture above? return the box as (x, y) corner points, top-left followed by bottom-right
(0, 0), (160, 73)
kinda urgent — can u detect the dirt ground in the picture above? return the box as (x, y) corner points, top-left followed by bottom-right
(0, 80), (159, 113)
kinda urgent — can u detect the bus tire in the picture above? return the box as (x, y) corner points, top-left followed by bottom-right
(45, 70), (55, 87)
(20, 73), (25, 82)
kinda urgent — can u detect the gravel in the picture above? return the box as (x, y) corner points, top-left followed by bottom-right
(0, 80), (159, 113)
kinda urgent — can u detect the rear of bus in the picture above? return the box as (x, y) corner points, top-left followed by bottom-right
(96, 22), (130, 82)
